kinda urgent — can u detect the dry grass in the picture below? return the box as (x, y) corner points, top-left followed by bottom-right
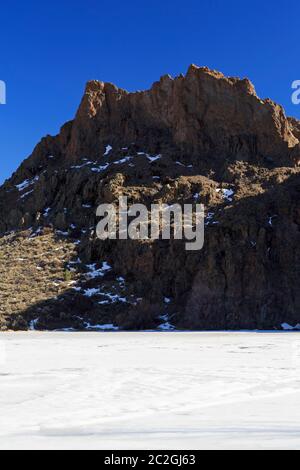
(0, 230), (79, 327)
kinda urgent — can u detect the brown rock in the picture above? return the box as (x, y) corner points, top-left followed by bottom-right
(1, 65), (300, 331)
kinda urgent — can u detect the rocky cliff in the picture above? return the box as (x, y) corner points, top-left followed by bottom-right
(1, 65), (300, 331)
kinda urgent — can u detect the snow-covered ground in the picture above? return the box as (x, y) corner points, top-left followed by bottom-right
(0, 332), (300, 450)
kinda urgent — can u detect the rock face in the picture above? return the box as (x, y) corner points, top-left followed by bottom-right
(0, 65), (300, 331)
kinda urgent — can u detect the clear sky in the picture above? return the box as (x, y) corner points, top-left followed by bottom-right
(1, 0), (300, 184)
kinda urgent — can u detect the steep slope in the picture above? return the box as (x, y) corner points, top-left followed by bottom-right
(0, 65), (300, 331)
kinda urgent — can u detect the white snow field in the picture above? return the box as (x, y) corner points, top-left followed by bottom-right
(0, 331), (300, 450)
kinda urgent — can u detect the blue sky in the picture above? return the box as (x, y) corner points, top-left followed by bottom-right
(0, 0), (299, 184)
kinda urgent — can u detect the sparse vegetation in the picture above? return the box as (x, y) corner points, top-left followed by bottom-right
(0, 229), (79, 330)
(63, 269), (73, 282)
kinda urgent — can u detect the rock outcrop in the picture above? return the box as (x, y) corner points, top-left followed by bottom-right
(0, 65), (300, 331)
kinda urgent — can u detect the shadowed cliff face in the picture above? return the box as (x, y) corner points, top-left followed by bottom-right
(0, 65), (300, 331)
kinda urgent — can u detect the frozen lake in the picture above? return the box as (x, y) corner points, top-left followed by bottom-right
(0, 331), (300, 450)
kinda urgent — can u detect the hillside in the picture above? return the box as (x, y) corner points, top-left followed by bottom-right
(1, 64), (300, 331)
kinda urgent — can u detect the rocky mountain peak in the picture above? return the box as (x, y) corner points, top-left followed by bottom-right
(64, 64), (300, 168)
(7, 64), (300, 183)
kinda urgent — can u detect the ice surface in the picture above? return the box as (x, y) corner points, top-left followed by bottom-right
(84, 262), (112, 280)
(147, 154), (161, 163)
(1, 332), (300, 450)
(113, 157), (132, 165)
(43, 207), (51, 218)
(55, 230), (69, 236)
(281, 323), (300, 331)
(103, 145), (113, 156)
(216, 188), (235, 202)
(268, 215), (278, 227)
(70, 162), (93, 169)
(20, 190), (34, 199)
(91, 163), (109, 172)
(84, 323), (119, 331)
(83, 288), (102, 297)
(175, 161), (193, 168)
(205, 212), (216, 226)
(158, 314), (175, 331)
(16, 176), (39, 192)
